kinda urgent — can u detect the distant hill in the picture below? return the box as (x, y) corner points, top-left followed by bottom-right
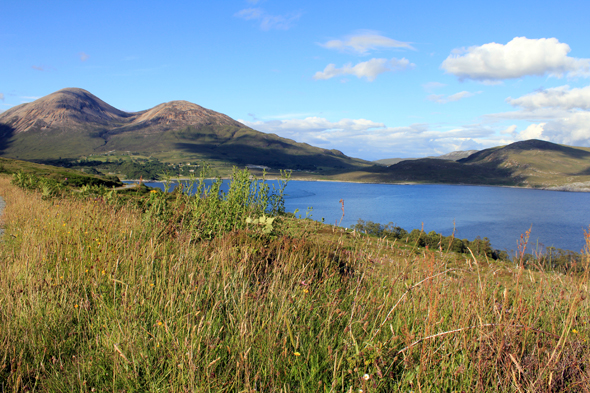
(334, 140), (590, 191)
(0, 88), (370, 171)
(373, 150), (478, 166)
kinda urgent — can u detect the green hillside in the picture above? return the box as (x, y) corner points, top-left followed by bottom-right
(1, 172), (588, 391)
(331, 140), (590, 190)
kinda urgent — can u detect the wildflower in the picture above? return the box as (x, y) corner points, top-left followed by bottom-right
(157, 321), (163, 326)
(74, 304), (79, 308)
(294, 352), (301, 357)
(150, 283), (155, 287)
(572, 329), (578, 334)
(362, 374), (370, 381)
(303, 289), (309, 294)
(101, 270), (106, 275)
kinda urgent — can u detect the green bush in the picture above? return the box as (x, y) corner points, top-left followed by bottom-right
(140, 167), (291, 240)
(354, 219), (500, 259)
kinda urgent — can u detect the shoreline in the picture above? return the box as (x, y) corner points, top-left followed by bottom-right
(122, 177), (590, 194)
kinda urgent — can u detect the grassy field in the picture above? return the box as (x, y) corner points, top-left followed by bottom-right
(0, 171), (589, 392)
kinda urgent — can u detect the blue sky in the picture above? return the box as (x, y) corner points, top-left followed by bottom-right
(2, 0), (590, 160)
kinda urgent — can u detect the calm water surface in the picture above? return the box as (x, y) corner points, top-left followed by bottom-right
(140, 180), (590, 254)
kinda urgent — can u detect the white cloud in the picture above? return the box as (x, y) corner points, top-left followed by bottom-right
(427, 91), (478, 104)
(0, 93), (4, 101)
(519, 123), (547, 140)
(442, 37), (590, 82)
(319, 31), (414, 54)
(507, 85), (590, 110)
(235, 8), (264, 20)
(313, 58), (413, 82)
(79, 52), (89, 62)
(489, 84), (590, 146)
(235, 7), (301, 30)
(501, 125), (517, 136)
(422, 82), (446, 92)
(242, 117), (385, 133)
(241, 116), (506, 159)
(498, 115), (590, 146)
(533, 113), (590, 145)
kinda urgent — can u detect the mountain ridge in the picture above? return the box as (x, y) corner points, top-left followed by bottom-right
(0, 88), (247, 134)
(0, 88), (369, 171)
(333, 139), (590, 191)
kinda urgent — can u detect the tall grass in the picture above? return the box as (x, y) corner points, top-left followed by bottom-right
(0, 173), (589, 392)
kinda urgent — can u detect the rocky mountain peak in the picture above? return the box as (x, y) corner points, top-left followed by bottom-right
(130, 100), (244, 128)
(0, 88), (135, 133)
(0, 88), (245, 134)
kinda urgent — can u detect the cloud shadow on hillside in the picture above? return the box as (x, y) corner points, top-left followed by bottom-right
(375, 158), (524, 186)
(174, 142), (358, 171)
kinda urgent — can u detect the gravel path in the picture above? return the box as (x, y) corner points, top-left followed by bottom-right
(0, 195), (5, 237)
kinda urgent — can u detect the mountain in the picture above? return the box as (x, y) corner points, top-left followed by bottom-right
(0, 88), (369, 171)
(373, 150), (478, 166)
(333, 140), (590, 190)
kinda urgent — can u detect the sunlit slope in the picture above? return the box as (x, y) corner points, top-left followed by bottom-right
(458, 139), (590, 188)
(0, 156), (122, 187)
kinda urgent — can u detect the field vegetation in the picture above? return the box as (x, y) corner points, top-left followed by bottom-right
(0, 168), (589, 392)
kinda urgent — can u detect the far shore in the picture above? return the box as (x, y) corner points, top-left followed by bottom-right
(120, 177), (590, 193)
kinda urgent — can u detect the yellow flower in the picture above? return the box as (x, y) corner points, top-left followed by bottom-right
(294, 352), (301, 357)
(572, 329), (578, 334)
(74, 304), (79, 308)
(303, 289), (309, 294)
(157, 321), (163, 326)
(101, 270), (106, 275)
